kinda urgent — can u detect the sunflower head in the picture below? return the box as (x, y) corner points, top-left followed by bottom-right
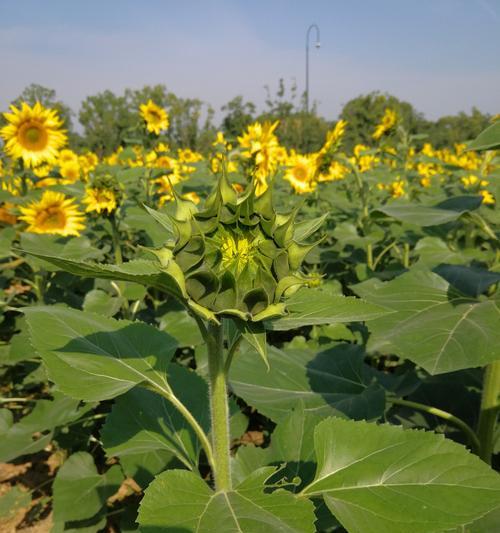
(373, 108), (398, 140)
(19, 190), (85, 237)
(83, 173), (123, 215)
(139, 100), (169, 135)
(1, 102), (67, 167)
(146, 176), (323, 322)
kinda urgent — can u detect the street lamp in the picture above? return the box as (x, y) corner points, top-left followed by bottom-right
(305, 23), (320, 114)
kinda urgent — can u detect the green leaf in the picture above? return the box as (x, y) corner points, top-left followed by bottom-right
(302, 418), (500, 533)
(353, 270), (500, 374)
(83, 289), (122, 317)
(0, 393), (94, 462)
(138, 467), (316, 532)
(236, 320), (269, 370)
(101, 365), (210, 469)
(433, 264), (500, 298)
(467, 121), (500, 151)
(159, 309), (203, 347)
(52, 452), (122, 524)
(293, 213), (328, 241)
(233, 402), (321, 488)
(21, 254), (186, 299)
(20, 233), (104, 270)
(230, 343), (385, 423)
(371, 197), (481, 226)
(25, 306), (177, 400)
(267, 288), (389, 331)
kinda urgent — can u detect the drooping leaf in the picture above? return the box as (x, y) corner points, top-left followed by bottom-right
(25, 306), (177, 400)
(352, 270), (500, 374)
(101, 365), (210, 470)
(52, 452), (122, 524)
(432, 264), (500, 298)
(21, 254), (186, 298)
(302, 418), (500, 533)
(467, 121), (500, 151)
(267, 288), (389, 331)
(230, 343), (385, 423)
(138, 467), (316, 532)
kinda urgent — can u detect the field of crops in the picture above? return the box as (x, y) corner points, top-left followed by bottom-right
(0, 98), (500, 532)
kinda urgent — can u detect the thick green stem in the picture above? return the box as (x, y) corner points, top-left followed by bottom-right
(389, 397), (480, 453)
(477, 360), (500, 464)
(207, 321), (232, 492)
(110, 214), (123, 265)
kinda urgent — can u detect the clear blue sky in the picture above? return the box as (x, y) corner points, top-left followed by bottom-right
(1, 0), (499, 123)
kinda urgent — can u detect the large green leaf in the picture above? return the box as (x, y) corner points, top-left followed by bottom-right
(138, 467), (316, 532)
(229, 343), (385, 423)
(267, 288), (389, 331)
(101, 365), (210, 469)
(302, 418), (500, 533)
(371, 196), (481, 227)
(467, 121), (500, 151)
(25, 306), (177, 400)
(52, 452), (122, 525)
(21, 254), (185, 298)
(352, 270), (500, 374)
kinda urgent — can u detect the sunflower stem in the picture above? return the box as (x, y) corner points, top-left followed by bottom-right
(389, 397), (480, 453)
(477, 360), (500, 464)
(206, 321), (232, 492)
(109, 214), (123, 265)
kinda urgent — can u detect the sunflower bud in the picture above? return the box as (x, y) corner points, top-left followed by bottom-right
(146, 176), (324, 323)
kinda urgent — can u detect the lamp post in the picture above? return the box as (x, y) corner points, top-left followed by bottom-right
(305, 23), (320, 114)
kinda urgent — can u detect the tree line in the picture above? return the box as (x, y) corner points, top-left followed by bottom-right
(2, 81), (492, 156)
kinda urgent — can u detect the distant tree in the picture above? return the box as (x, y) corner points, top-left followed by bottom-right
(78, 90), (133, 156)
(221, 96), (256, 137)
(257, 78), (331, 152)
(339, 92), (425, 151)
(424, 107), (491, 148)
(79, 84), (215, 155)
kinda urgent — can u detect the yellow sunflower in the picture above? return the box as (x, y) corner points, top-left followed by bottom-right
(1, 102), (67, 167)
(283, 153), (318, 194)
(139, 100), (169, 135)
(83, 187), (118, 214)
(19, 190), (85, 236)
(373, 109), (397, 140)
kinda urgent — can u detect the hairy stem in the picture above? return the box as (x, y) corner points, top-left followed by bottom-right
(477, 360), (500, 464)
(207, 321), (232, 491)
(110, 214), (123, 265)
(389, 397), (480, 453)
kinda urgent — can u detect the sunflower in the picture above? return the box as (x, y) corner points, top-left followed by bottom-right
(283, 153), (318, 194)
(139, 100), (169, 135)
(373, 109), (398, 140)
(83, 187), (118, 215)
(0, 102), (67, 167)
(19, 190), (85, 236)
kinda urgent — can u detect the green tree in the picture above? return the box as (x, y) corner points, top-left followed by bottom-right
(339, 91), (425, 151)
(78, 90), (133, 156)
(221, 96), (256, 138)
(424, 107), (491, 148)
(258, 79), (331, 152)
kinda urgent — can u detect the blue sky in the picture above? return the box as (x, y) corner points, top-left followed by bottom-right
(1, 0), (499, 123)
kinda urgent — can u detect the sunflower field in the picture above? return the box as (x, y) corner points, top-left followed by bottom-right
(1, 98), (500, 533)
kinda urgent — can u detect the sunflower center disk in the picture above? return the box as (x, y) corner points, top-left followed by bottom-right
(220, 234), (257, 275)
(36, 206), (67, 230)
(19, 122), (48, 150)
